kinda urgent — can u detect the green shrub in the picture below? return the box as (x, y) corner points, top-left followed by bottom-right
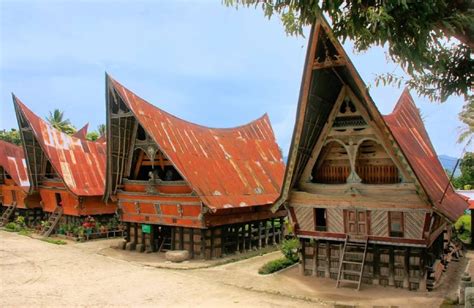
(258, 257), (297, 275)
(280, 238), (300, 262)
(4, 222), (20, 232)
(15, 216), (26, 228)
(455, 214), (471, 243)
(18, 229), (31, 236)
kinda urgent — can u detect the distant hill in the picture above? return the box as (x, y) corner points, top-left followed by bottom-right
(438, 155), (461, 177)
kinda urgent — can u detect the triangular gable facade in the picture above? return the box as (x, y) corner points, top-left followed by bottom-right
(0, 140), (30, 191)
(13, 95), (106, 197)
(276, 14), (467, 222)
(105, 75), (285, 212)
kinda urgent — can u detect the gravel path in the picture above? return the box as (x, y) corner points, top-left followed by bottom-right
(1, 231), (465, 307)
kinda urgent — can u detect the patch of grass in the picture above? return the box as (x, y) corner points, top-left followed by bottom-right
(18, 229), (31, 237)
(258, 257), (297, 275)
(440, 297), (458, 307)
(41, 238), (67, 245)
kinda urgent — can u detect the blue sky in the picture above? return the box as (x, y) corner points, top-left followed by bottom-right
(0, 0), (471, 158)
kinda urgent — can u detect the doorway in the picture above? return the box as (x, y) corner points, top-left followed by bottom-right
(345, 209), (368, 235)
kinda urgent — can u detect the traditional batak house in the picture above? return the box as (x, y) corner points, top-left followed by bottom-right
(0, 140), (42, 226)
(104, 75), (286, 259)
(275, 16), (469, 291)
(12, 95), (116, 236)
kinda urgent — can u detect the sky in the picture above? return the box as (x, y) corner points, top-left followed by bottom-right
(0, 0), (471, 158)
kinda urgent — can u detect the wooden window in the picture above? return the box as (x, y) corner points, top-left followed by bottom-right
(12, 190), (17, 203)
(314, 208), (327, 231)
(389, 212), (404, 237)
(0, 167), (4, 184)
(55, 193), (62, 207)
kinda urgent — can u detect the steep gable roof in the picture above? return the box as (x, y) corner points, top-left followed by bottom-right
(13, 95), (106, 196)
(275, 14), (468, 222)
(384, 90), (468, 221)
(0, 140), (30, 191)
(107, 76), (285, 211)
(73, 123), (89, 139)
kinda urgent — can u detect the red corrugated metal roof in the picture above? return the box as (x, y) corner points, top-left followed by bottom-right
(0, 140), (30, 191)
(73, 123), (89, 139)
(457, 191), (474, 210)
(13, 96), (106, 197)
(384, 89), (468, 221)
(109, 77), (285, 212)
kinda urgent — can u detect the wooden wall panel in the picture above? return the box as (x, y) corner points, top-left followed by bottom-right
(405, 211), (425, 239)
(371, 210), (388, 237)
(295, 206), (313, 231)
(327, 208), (343, 233)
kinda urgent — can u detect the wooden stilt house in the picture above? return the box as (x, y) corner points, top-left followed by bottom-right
(275, 16), (469, 291)
(12, 95), (117, 236)
(104, 75), (286, 259)
(0, 140), (42, 226)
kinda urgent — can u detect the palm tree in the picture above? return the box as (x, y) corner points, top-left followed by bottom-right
(97, 124), (106, 137)
(46, 109), (76, 135)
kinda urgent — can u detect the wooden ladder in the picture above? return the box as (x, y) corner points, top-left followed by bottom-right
(41, 207), (63, 237)
(0, 203), (17, 227)
(336, 235), (369, 291)
(158, 234), (172, 252)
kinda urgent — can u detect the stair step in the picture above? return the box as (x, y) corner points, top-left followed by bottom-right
(347, 242), (366, 247)
(339, 279), (359, 284)
(342, 269), (363, 276)
(342, 260), (363, 265)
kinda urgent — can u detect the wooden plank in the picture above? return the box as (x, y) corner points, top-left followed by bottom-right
(404, 212), (424, 239)
(210, 228), (215, 259)
(371, 210), (388, 237)
(327, 208), (344, 233)
(179, 227), (184, 250)
(200, 229), (205, 259)
(190, 228), (194, 258)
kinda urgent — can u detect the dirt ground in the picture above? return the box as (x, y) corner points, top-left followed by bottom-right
(0, 231), (469, 307)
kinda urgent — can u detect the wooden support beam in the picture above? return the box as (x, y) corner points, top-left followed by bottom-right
(389, 246), (395, 286)
(258, 221), (263, 249)
(243, 224), (247, 252)
(301, 239), (306, 275)
(210, 228), (215, 259)
(312, 58), (346, 70)
(179, 227), (184, 250)
(325, 241), (330, 278)
(272, 219), (276, 244)
(171, 227), (176, 250)
(279, 217), (284, 243)
(265, 220), (269, 247)
(190, 228), (194, 258)
(312, 240), (317, 276)
(373, 245), (380, 285)
(220, 226), (224, 256)
(404, 247), (410, 289)
(200, 229), (206, 259)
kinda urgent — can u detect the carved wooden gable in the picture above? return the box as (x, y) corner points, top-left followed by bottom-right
(300, 86), (404, 187)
